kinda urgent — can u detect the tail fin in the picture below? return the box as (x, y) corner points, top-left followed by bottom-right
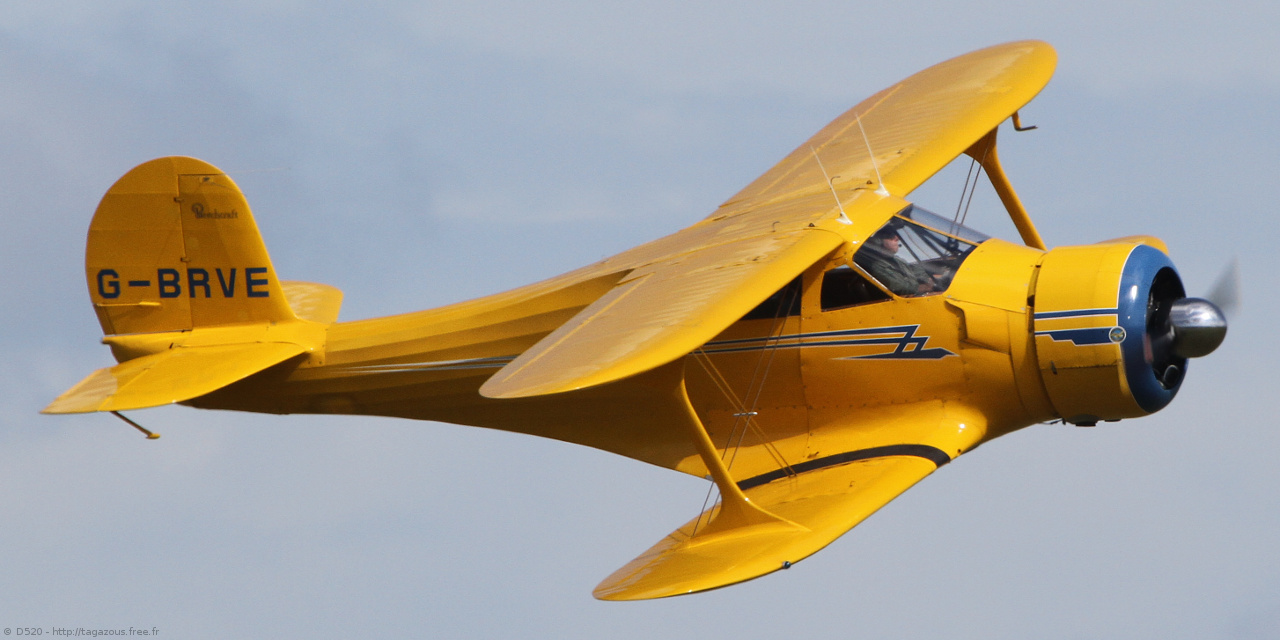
(45, 157), (342, 415)
(87, 156), (297, 335)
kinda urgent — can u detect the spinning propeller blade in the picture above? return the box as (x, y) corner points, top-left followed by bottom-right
(1205, 258), (1241, 320)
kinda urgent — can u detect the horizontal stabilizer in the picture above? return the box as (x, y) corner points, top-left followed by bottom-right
(281, 281), (344, 325)
(42, 342), (305, 414)
(593, 452), (943, 600)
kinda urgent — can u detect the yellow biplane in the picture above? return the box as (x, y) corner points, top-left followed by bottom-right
(45, 41), (1228, 600)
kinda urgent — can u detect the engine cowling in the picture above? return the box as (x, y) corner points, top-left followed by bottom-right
(1031, 241), (1225, 425)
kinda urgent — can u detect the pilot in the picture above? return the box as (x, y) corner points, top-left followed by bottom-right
(854, 225), (939, 296)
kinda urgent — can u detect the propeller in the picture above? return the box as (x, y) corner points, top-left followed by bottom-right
(1145, 260), (1235, 389)
(1167, 297), (1227, 358)
(1204, 258), (1241, 320)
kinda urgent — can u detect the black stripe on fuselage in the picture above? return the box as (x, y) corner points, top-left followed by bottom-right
(735, 444), (952, 491)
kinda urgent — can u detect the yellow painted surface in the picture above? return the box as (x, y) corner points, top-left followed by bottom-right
(595, 456), (940, 600)
(479, 221), (849, 398)
(52, 41), (1186, 600)
(595, 402), (986, 600)
(723, 41), (1055, 208)
(43, 342), (307, 414)
(946, 238), (1042, 313)
(1032, 243), (1144, 421)
(86, 157), (296, 335)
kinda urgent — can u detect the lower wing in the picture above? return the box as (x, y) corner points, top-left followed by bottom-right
(594, 407), (982, 600)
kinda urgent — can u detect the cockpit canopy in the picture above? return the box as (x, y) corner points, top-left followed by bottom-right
(852, 205), (986, 297)
(743, 205), (992, 320)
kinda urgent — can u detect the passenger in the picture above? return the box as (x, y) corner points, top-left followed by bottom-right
(854, 226), (940, 296)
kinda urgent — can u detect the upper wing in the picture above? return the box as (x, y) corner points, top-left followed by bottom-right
(717, 40), (1055, 212)
(479, 203), (850, 398)
(481, 41), (1056, 399)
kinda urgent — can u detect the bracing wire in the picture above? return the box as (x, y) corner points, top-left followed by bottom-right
(689, 285), (800, 535)
(725, 285), (800, 473)
(952, 157), (979, 231)
(959, 164), (983, 228)
(952, 143), (991, 230)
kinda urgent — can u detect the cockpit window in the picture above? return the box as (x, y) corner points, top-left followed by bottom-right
(899, 205), (990, 245)
(853, 206), (982, 297)
(741, 276), (801, 320)
(821, 265), (890, 311)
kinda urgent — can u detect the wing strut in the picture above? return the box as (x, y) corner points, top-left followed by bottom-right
(671, 375), (807, 537)
(965, 127), (1047, 251)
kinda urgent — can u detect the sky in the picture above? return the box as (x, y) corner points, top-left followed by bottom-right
(3, 2), (1277, 638)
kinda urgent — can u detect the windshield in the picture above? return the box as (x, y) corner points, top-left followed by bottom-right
(899, 205), (990, 244)
(852, 206), (984, 297)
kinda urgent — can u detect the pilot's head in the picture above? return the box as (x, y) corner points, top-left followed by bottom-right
(872, 226), (901, 252)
